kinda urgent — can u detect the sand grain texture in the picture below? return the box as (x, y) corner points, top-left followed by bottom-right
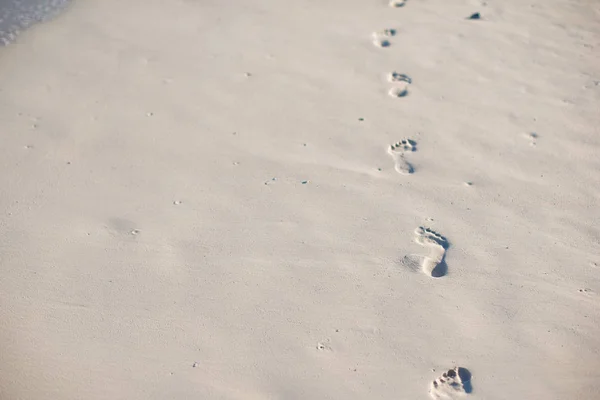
(1, 0), (599, 399)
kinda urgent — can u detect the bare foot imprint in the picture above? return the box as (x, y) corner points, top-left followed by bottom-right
(387, 139), (416, 174)
(372, 29), (396, 47)
(414, 227), (449, 277)
(389, 0), (407, 7)
(388, 72), (412, 97)
(430, 367), (472, 399)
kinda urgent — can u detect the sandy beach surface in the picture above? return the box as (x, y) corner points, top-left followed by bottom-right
(1, 0), (599, 399)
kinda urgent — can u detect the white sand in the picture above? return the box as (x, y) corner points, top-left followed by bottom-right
(1, 0), (599, 398)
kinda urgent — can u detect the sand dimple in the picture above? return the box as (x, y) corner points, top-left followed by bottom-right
(430, 367), (472, 399)
(388, 140), (416, 174)
(415, 227), (449, 277)
(316, 340), (332, 351)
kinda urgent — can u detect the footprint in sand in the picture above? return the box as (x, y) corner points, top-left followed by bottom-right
(388, 72), (412, 97)
(523, 132), (538, 146)
(372, 29), (396, 47)
(389, 0), (407, 7)
(414, 227), (449, 277)
(387, 139), (417, 174)
(430, 367), (472, 399)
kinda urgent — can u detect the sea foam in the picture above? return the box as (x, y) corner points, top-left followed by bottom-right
(0, 0), (70, 44)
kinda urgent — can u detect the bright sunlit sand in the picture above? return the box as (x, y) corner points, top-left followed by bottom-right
(1, 1), (599, 399)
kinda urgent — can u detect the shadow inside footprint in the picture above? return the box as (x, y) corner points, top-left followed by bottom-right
(457, 367), (473, 393)
(388, 72), (412, 84)
(403, 160), (414, 174)
(431, 237), (449, 277)
(430, 259), (448, 278)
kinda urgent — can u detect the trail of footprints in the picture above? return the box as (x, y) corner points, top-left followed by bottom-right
(371, 4), (473, 398)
